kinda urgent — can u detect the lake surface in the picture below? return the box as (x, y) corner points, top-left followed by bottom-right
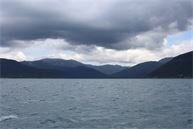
(0, 79), (192, 129)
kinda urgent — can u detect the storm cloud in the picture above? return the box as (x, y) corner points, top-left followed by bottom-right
(1, 0), (193, 50)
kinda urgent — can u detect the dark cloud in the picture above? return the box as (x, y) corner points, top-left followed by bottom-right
(1, 0), (193, 50)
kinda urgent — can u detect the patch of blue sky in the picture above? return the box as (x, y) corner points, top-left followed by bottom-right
(167, 28), (193, 46)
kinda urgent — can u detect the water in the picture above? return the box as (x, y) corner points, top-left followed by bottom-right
(0, 79), (192, 129)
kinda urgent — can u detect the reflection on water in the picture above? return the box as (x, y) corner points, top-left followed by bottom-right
(0, 79), (192, 129)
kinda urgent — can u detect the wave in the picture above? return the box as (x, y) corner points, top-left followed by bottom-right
(0, 115), (18, 122)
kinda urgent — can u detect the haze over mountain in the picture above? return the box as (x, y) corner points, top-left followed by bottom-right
(112, 61), (163, 78)
(0, 51), (192, 78)
(22, 59), (127, 75)
(87, 64), (127, 75)
(112, 57), (173, 78)
(22, 59), (84, 70)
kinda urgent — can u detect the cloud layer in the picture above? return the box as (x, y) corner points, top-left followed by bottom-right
(1, 38), (192, 66)
(1, 0), (193, 50)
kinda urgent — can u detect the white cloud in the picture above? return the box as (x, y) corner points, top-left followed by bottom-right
(0, 37), (192, 66)
(158, 39), (193, 57)
(0, 47), (27, 61)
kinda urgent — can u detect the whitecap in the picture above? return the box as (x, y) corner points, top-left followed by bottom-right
(0, 115), (18, 122)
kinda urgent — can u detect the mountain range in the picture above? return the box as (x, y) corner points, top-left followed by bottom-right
(0, 51), (192, 78)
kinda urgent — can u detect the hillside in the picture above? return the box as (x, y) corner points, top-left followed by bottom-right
(0, 59), (106, 78)
(112, 61), (162, 78)
(150, 51), (192, 78)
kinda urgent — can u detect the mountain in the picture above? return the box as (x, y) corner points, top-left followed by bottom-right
(87, 64), (127, 74)
(111, 56), (174, 78)
(158, 57), (173, 64)
(0, 59), (106, 78)
(112, 61), (162, 78)
(150, 51), (193, 78)
(21, 58), (84, 70)
(0, 59), (65, 78)
(22, 58), (126, 74)
(0, 51), (192, 78)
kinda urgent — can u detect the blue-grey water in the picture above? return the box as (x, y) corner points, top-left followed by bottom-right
(0, 79), (192, 129)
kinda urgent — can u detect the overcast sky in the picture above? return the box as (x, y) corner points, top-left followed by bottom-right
(0, 0), (193, 66)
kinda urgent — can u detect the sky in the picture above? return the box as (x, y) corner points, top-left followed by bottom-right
(0, 0), (193, 66)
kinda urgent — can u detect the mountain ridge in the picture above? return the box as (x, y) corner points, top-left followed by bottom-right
(0, 59), (106, 78)
(150, 51), (192, 78)
(0, 51), (192, 78)
(22, 59), (128, 75)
